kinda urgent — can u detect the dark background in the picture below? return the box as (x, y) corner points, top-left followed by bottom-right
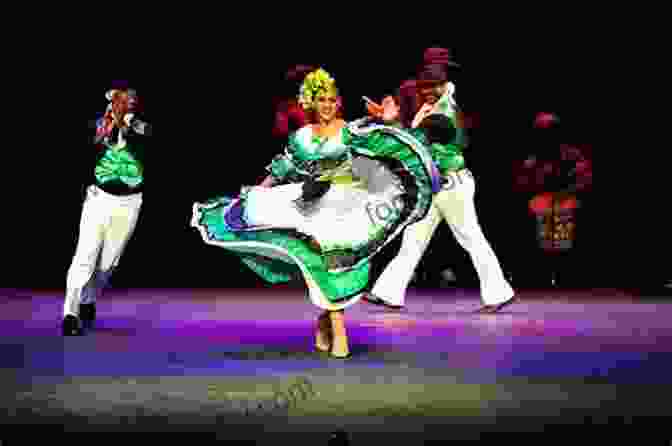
(8, 37), (656, 293)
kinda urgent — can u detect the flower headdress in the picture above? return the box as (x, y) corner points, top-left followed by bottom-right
(298, 68), (338, 110)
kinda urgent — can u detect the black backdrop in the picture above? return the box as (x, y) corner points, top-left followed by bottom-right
(10, 39), (630, 291)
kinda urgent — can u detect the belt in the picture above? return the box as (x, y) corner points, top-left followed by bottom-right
(89, 184), (142, 202)
(95, 181), (144, 196)
(439, 168), (471, 190)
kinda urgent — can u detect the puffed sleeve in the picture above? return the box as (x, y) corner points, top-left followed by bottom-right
(266, 132), (300, 182)
(266, 150), (296, 181)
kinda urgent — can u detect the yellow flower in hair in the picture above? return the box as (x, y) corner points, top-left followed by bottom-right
(299, 68), (337, 110)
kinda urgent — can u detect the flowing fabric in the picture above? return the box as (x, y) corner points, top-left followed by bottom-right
(191, 120), (440, 310)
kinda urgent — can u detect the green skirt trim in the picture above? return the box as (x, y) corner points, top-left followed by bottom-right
(191, 199), (369, 305)
(190, 121), (439, 306)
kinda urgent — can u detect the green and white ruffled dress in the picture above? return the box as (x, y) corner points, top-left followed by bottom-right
(191, 121), (441, 310)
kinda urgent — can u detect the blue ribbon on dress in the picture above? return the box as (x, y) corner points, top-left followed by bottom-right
(429, 161), (442, 193)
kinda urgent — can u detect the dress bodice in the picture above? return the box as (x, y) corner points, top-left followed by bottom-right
(291, 125), (349, 160)
(267, 124), (352, 182)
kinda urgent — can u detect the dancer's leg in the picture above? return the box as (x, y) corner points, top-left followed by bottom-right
(91, 195), (142, 301)
(77, 193), (141, 329)
(370, 203), (442, 306)
(315, 310), (332, 352)
(433, 171), (514, 306)
(302, 266), (358, 357)
(64, 188), (106, 319)
(328, 310), (349, 358)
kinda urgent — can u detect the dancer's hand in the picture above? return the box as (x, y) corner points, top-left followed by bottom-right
(381, 96), (400, 122)
(364, 96), (384, 118)
(123, 113), (135, 128)
(411, 102), (435, 128)
(258, 175), (275, 187)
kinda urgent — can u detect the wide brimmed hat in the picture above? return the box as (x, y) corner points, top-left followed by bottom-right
(423, 47), (460, 67)
(105, 88), (138, 101)
(415, 63), (455, 85)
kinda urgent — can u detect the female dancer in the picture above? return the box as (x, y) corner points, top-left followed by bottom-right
(191, 68), (441, 357)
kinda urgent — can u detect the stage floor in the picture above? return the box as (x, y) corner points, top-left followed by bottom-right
(1, 287), (671, 440)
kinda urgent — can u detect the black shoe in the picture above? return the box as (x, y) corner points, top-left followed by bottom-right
(80, 303), (96, 330)
(328, 429), (350, 446)
(363, 293), (404, 310)
(62, 315), (83, 336)
(475, 296), (518, 314)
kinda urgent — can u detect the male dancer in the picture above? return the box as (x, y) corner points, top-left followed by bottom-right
(62, 88), (151, 335)
(395, 47), (459, 127)
(366, 61), (515, 313)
